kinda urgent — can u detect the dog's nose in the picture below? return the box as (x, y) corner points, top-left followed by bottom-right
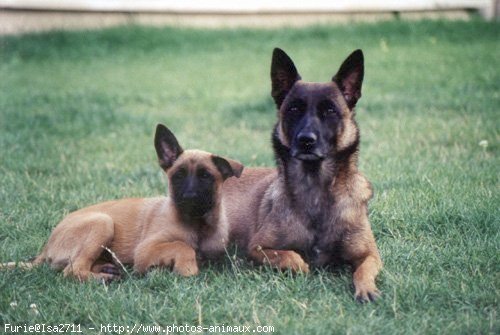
(297, 132), (317, 147)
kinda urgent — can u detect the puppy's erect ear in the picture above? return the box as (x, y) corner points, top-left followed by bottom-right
(271, 48), (301, 108)
(154, 124), (183, 170)
(332, 49), (364, 110)
(211, 156), (244, 181)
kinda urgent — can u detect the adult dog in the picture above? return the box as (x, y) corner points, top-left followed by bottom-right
(6, 124), (243, 281)
(224, 48), (382, 302)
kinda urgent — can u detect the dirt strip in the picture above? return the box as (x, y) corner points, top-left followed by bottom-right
(0, 10), (472, 36)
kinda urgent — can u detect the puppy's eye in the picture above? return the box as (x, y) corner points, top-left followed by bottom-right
(289, 106), (299, 113)
(172, 168), (187, 181)
(198, 169), (212, 180)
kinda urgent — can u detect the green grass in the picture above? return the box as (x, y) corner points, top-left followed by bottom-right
(0, 19), (498, 334)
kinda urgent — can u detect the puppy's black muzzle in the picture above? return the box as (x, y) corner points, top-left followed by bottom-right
(176, 193), (213, 218)
(173, 174), (215, 219)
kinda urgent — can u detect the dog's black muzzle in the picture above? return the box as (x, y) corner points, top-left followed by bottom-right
(291, 130), (325, 161)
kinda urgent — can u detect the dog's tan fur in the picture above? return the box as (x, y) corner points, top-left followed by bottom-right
(223, 49), (382, 302)
(9, 126), (243, 281)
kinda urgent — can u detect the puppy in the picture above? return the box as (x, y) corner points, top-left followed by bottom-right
(7, 124), (243, 281)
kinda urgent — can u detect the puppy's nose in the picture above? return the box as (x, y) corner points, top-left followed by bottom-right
(297, 132), (317, 147)
(183, 191), (197, 199)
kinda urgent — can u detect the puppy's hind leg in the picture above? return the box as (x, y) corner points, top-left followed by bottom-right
(91, 260), (123, 280)
(53, 213), (116, 282)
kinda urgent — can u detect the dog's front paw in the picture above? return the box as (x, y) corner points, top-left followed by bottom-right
(278, 250), (310, 273)
(261, 249), (310, 274)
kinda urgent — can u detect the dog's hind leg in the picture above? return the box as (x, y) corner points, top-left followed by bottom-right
(133, 240), (199, 277)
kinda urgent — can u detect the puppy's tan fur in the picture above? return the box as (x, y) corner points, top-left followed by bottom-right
(7, 125), (243, 281)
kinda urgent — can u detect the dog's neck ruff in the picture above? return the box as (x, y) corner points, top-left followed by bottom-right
(271, 123), (362, 231)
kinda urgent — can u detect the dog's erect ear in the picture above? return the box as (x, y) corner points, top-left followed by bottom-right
(154, 124), (183, 170)
(332, 49), (364, 110)
(271, 48), (301, 108)
(211, 156), (244, 180)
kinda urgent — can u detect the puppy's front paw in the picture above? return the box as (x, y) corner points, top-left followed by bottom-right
(174, 260), (199, 277)
(354, 283), (380, 303)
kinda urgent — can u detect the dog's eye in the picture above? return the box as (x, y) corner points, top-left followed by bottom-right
(287, 99), (306, 116)
(319, 104), (337, 118)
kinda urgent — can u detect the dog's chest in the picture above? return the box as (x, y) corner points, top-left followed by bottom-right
(290, 172), (331, 227)
(289, 179), (348, 266)
(263, 175), (346, 258)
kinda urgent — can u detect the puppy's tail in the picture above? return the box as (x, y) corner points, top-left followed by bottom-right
(0, 254), (44, 270)
(0, 261), (36, 269)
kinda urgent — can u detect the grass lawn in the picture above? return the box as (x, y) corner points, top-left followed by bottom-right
(0, 19), (498, 334)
